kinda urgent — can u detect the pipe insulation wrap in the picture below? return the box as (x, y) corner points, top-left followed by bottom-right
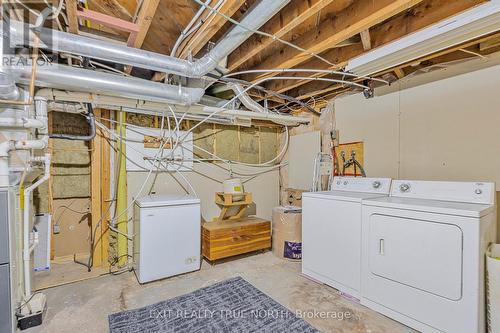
(7, 0), (290, 78)
(8, 63), (204, 105)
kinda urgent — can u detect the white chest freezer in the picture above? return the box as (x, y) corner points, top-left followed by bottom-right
(133, 194), (201, 283)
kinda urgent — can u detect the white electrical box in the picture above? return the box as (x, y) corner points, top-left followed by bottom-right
(133, 194), (201, 284)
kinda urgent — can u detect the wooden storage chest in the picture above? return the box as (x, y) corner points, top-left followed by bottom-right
(201, 217), (271, 261)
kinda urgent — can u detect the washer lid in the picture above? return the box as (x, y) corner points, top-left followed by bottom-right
(363, 196), (494, 218)
(303, 190), (389, 203)
(136, 194), (200, 208)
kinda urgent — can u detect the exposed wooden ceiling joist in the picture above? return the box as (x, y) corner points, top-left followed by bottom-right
(265, 0), (486, 97)
(393, 68), (406, 79)
(480, 35), (500, 51)
(177, 0), (247, 59)
(66, 0), (79, 34)
(125, 0), (160, 74)
(308, 32), (500, 106)
(88, 0), (133, 21)
(360, 29), (371, 51)
(226, 0), (339, 71)
(129, 0), (160, 48)
(240, 0), (425, 83)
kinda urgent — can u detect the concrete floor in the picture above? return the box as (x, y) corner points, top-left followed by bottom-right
(29, 252), (416, 333)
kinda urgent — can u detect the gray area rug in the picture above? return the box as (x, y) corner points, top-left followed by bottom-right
(109, 276), (319, 333)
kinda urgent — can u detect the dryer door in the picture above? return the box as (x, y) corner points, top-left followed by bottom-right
(368, 214), (463, 300)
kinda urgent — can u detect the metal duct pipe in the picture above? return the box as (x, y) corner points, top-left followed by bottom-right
(8, 63), (204, 105)
(0, 69), (20, 100)
(7, 0), (289, 78)
(227, 82), (266, 113)
(188, 0), (290, 76)
(0, 20), (20, 101)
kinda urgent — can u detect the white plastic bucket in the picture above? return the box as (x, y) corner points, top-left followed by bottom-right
(223, 178), (244, 201)
(486, 243), (500, 333)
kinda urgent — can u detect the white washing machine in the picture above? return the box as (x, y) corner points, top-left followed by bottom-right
(302, 177), (392, 298)
(361, 180), (497, 333)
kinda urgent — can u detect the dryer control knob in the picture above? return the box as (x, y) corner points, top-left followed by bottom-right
(399, 183), (411, 192)
(372, 181), (381, 189)
(475, 189), (483, 195)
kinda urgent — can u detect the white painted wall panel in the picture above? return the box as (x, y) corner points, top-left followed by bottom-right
(288, 131), (321, 190)
(335, 63), (500, 239)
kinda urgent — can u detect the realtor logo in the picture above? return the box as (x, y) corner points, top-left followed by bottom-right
(1, 0), (57, 58)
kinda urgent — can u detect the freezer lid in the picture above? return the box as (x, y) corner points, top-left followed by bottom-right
(303, 190), (389, 203)
(136, 194), (200, 208)
(363, 196), (494, 218)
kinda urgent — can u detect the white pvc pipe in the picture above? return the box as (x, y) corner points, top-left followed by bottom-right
(0, 141), (12, 186)
(0, 117), (44, 129)
(35, 97), (48, 135)
(14, 138), (48, 150)
(23, 153), (50, 298)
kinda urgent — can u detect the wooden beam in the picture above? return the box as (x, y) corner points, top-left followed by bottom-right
(242, 0), (424, 82)
(262, 44), (361, 95)
(124, 0), (160, 73)
(91, 108), (111, 267)
(76, 8), (139, 34)
(128, 0), (160, 48)
(394, 68), (405, 79)
(360, 29), (371, 51)
(178, 0), (246, 59)
(66, 0), (79, 34)
(294, 30), (500, 104)
(479, 35), (500, 51)
(88, 0), (134, 21)
(100, 109), (111, 267)
(265, 0), (485, 96)
(91, 108), (103, 266)
(227, 0), (338, 71)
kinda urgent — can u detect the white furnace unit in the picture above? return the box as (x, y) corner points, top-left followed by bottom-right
(302, 177), (392, 299)
(133, 194), (201, 284)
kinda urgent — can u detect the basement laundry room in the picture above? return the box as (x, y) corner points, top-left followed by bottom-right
(1, 0), (500, 332)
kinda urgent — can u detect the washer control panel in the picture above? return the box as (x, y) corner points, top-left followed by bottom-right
(390, 180), (495, 205)
(332, 177), (392, 194)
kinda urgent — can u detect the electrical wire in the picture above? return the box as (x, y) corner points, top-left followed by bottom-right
(96, 119), (284, 177)
(192, 0), (337, 68)
(176, 74), (367, 147)
(225, 69), (389, 84)
(95, 114), (289, 169)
